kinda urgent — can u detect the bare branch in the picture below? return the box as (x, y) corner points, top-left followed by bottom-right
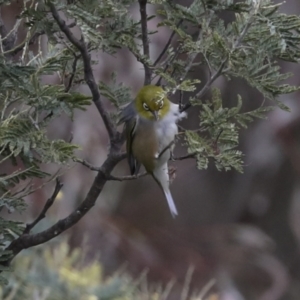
(6, 155), (120, 258)
(107, 172), (147, 181)
(138, 0), (152, 85)
(23, 179), (63, 234)
(75, 158), (101, 171)
(48, 3), (117, 140)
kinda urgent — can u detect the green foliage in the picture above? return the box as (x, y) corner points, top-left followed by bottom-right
(186, 89), (273, 172)
(0, 0), (300, 288)
(99, 73), (132, 109)
(0, 1), (91, 280)
(150, 0), (300, 171)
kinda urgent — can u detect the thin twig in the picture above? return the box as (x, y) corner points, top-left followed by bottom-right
(180, 15), (253, 112)
(76, 159), (101, 171)
(180, 58), (227, 112)
(158, 140), (175, 158)
(0, 11), (18, 53)
(24, 179), (63, 234)
(180, 29), (203, 81)
(138, 0), (152, 85)
(156, 44), (182, 86)
(7, 22), (76, 56)
(107, 172), (147, 181)
(65, 54), (79, 92)
(172, 152), (197, 161)
(49, 3), (116, 140)
(154, 20), (182, 66)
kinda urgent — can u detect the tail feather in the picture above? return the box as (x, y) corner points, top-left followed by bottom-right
(164, 190), (178, 218)
(152, 163), (178, 218)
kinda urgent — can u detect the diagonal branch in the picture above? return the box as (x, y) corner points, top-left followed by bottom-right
(172, 152), (197, 161)
(180, 58), (227, 112)
(138, 0), (152, 85)
(153, 20), (182, 66)
(23, 179), (63, 234)
(6, 155), (121, 260)
(76, 158), (101, 171)
(107, 172), (147, 181)
(7, 22), (76, 56)
(65, 54), (79, 92)
(180, 14), (253, 112)
(48, 3), (116, 140)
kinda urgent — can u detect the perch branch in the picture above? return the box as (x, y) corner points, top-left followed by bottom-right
(107, 172), (148, 181)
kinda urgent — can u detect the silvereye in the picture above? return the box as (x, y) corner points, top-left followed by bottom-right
(120, 85), (186, 217)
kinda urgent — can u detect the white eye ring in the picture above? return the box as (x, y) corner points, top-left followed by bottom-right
(143, 103), (149, 111)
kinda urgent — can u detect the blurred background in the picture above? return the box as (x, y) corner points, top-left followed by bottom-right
(3, 0), (300, 299)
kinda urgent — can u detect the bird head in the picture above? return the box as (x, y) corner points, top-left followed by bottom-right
(134, 85), (171, 121)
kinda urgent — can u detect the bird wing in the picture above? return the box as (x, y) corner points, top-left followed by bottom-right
(125, 116), (141, 175)
(118, 101), (136, 125)
(119, 102), (141, 175)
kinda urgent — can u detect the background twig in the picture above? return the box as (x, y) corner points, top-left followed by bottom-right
(139, 0), (152, 85)
(23, 179), (63, 234)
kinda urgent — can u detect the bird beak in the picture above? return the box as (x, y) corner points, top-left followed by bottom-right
(152, 111), (159, 120)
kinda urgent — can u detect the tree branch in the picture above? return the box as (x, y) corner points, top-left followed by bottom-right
(180, 15), (253, 112)
(6, 22), (77, 56)
(23, 179), (63, 234)
(138, 0), (152, 85)
(180, 58), (227, 112)
(48, 3), (117, 141)
(65, 54), (79, 92)
(172, 152), (197, 161)
(153, 20), (182, 66)
(107, 172), (147, 181)
(6, 155), (120, 259)
(76, 158), (101, 171)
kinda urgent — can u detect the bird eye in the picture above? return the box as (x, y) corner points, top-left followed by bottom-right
(143, 103), (149, 111)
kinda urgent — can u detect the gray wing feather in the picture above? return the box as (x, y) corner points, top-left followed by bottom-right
(119, 102), (141, 175)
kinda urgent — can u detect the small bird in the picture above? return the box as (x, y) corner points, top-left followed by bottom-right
(120, 85), (186, 217)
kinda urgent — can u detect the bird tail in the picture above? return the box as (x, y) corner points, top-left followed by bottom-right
(152, 163), (178, 218)
(163, 189), (178, 218)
